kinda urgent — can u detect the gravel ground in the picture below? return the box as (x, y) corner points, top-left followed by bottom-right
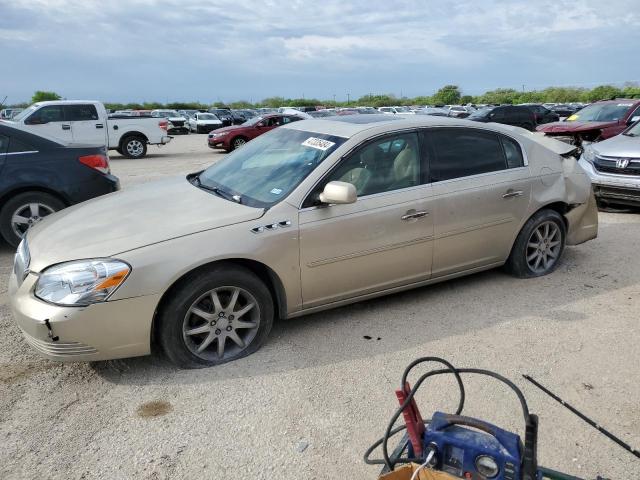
(1, 134), (639, 480)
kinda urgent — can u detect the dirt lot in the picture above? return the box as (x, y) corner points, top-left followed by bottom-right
(1, 134), (639, 479)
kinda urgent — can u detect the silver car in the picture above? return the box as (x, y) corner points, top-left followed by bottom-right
(9, 115), (598, 368)
(579, 121), (640, 208)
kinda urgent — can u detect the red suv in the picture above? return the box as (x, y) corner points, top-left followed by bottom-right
(208, 114), (303, 152)
(537, 99), (640, 144)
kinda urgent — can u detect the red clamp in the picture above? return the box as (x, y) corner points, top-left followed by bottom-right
(395, 382), (425, 457)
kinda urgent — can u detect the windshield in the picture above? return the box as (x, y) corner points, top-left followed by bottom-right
(568, 103), (632, 122)
(468, 107), (492, 119)
(12, 105), (38, 122)
(155, 110), (181, 118)
(242, 115), (264, 126)
(197, 113), (216, 120)
(197, 128), (346, 208)
(625, 120), (640, 136)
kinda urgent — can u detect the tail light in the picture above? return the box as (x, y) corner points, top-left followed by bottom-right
(158, 120), (168, 131)
(79, 154), (110, 174)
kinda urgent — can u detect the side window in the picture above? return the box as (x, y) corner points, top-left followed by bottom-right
(25, 106), (64, 125)
(501, 136), (524, 168)
(267, 117), (281, 127)
(429, 128), (507, 182)
(65, 104), (99, 121)
(322, 132), (420, 198)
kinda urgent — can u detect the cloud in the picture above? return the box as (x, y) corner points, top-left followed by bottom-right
(1, 0), (639, 102)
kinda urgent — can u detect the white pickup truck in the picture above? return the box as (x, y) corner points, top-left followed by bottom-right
(6, 100), (171, 158)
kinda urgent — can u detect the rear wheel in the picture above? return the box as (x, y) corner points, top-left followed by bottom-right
(157, 264), (274, 368)
(121, 135), (147, 159)
(0, 192), (65, 247)
(505, 209), (566, 278)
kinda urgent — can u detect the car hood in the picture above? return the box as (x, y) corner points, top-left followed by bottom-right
(591, 133), (640, 157)
(537, 121), (615, 133)
(26, 177), (265, 272)
(197, 119), (223, 124)
(211, 125), (248, 134)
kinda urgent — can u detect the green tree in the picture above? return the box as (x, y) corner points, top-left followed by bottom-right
(587, 85), (623, 102)
(31, 90), (61, 103)
(432, 85), (461, 105)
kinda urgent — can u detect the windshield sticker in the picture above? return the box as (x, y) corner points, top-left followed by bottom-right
(270, 188), (283, 195)
(617, 103), (633, 107)
(302, 137), (336, 151)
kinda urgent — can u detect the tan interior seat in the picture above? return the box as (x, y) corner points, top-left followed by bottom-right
(391, 146), (419, 189)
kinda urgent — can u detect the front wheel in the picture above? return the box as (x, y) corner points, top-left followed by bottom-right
(0, 192), (65, 247)
(230, 136), (247, 151)
(505, 209), (566, 278)
(157, 264), (274, 368)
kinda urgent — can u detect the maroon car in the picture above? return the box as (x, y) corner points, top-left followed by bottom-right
(537, 99), (640, 144)
(207, 113), (303, 151)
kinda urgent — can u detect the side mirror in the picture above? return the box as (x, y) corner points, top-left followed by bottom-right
(627, 115), (640, 125)
(319, 181), (357, 205)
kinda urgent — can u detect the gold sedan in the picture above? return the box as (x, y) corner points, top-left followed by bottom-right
(9, 115), (597, 368)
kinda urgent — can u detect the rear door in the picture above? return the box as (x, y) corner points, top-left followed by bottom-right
(22, 105), (73, 143)
(425, 127), (532, 278)
(65, 104), (107, 146)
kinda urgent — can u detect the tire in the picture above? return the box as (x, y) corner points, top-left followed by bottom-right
(121, 135), (147, 159)
(229, 136), (247, 151)
(0, 192), (66, 247)
(505, 209), (566, 278)
(157, 264), (274, 368)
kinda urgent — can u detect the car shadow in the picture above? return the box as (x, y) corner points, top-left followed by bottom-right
(87, 216), (640, 386)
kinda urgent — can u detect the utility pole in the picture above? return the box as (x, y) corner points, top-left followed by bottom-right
(522, 84), (525, 93)
(347, 93), (350, 105)
(333, 94), (336, 105)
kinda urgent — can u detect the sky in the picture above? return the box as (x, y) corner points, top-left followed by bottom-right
(1, 0), (639, 104)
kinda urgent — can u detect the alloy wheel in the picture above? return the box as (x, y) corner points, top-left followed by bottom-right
(11, 203), (55, 238)
(126, 139), (144, 156)
(526, 221), (562, 274)
(233, 138), (246, 149)
(182, 286), (260, 361)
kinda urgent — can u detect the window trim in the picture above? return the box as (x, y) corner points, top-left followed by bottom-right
(422, 126), (529, 184)
(299, 128), (425, 209)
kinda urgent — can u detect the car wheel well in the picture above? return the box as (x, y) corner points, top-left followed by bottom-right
(0, 187), (69, 211)
(535, 201), (570, 228)
(151, 259), (286, 344)
(119, 132), (148, 149)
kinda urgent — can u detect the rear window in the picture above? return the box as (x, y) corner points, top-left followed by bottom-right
(65, 104), (99, 121)
(429, 128), (507, 181)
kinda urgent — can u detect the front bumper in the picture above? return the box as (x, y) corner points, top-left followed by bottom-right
(578, 158), (640, 206)
(9, 272), (160, 362)
(208, 136), (228, 149)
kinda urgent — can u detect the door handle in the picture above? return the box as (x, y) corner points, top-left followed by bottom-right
(61, 124), (71, 130)
(502, 190), (523, 199)
(401, 210), (429, 221)
(95, 123), (104, 129)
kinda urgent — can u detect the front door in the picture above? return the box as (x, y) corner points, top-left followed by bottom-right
(424, 127), (532, 277)
(299, 131), (434, 308)
(22, 105), (73, 143)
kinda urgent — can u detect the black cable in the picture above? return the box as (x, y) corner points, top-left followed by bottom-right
(365, 358), (533, 472)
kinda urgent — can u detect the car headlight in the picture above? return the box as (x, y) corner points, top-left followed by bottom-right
(35, 259), (130, 306)
(582, 145), (596, 164)
(214, 132), (228, 137)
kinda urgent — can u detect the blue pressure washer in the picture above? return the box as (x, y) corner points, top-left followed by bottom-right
(364, 357), (635, 480)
